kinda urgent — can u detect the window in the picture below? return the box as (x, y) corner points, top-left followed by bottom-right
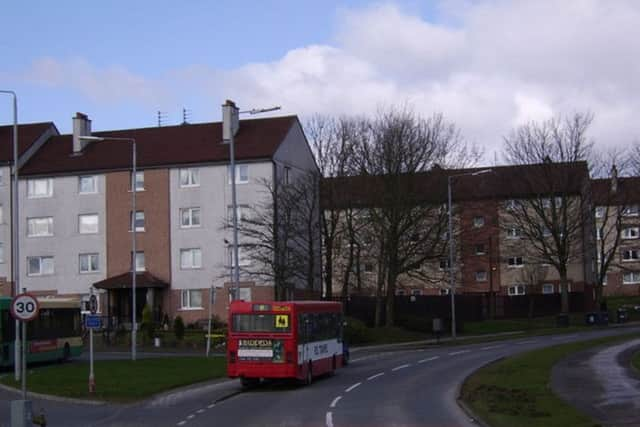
(439, 258), (451, 270)
(228, 164), (248, 184)
(78, 214), (98, 234)
(542, 197), (563, 209)
(508, 256), (524, 268)
(475, 271), (487, 282)
(130, 211), (145, 232)
(132, 171), (144, 191)
(27, 256), (54, 276)
(180, 207), (201, 228)
(0, 243), (3, 263)
(505, 199), (517, 210)
(0, 204), (3, 224)
(473, 216), (485, 228)
(181, 289), (203, 309)
(227, 205), (250, 225)
(180, 248), (202, 269)
(410, 289), (422, 296)
(78, 175), (97, 194)
(623, 205), (639, 217)
(27, 217), (53, 237)
(79, 253), (99, 273)
(543, 226), (552, 237)
(440, 288), (450, 295)
(364, 263), (374, 273)
(0, 170), (3, 185)
(284, 166), (291, 185)
(508, 285), (525, 296)
(542, 283), (554, 294)
(27, 179), (53, 198)
(179, 168), (199, 187)
(622, 249), (639, 262)
(623, 271), (640, 284)
(132, 251), (145, 271)
(475, 244), (486, 255)
(595, 206), (605, 218)
(228, 246), (250, 267)
(507, 227), (521, 239)
(622, 227), (639, 239)
(396, 289), (406, 296)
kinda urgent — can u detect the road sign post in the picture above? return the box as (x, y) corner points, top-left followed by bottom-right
(89, 288), (96, 394)
(10, 291), (39, 427)
(206, 285), (216, 357)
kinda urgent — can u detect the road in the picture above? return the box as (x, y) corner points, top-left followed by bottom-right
(1, 325), (639, 427)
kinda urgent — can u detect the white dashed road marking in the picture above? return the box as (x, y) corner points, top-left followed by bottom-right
(481, 345), (503, 350)
(367, 372), (385, 380)
(187, 414), (195, 420)
(177, 422), (186, 426)
(392, 364), (411, 371)
(326, 411), (334, 427)
(418, 356), (439, 364)
(345, 382), (362, 393)
(448, 350), (470, 356)
(196, 409), (205, 414)
(330, 396), (342, 408)
(207, 403), (215, 409)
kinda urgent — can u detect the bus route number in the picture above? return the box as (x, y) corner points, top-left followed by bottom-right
(275, 315), (289, 328)
(10, 293), (40, 322)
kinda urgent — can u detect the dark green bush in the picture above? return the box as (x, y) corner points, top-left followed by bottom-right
(344, 316), (373, 345)
(174, 316), (185, 341)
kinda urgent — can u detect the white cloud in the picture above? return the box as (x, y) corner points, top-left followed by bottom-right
(15, 1), (640, 159)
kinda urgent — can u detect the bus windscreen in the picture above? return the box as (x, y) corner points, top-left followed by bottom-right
(232, 314), (291, 333)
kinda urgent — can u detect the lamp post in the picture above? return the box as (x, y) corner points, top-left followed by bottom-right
(0, 90), (21, 380)
(448, 169), (492, 339)
(222, 101), (280, 301)
(79, 135), (137, 360)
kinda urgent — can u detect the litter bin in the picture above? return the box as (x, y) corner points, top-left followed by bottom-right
(556, 313), (570, 327)
(616, 308), (628, 323)
(585, 312), (597, 326)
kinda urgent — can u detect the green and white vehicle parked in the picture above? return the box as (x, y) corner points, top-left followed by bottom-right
(1, 296), (83, 367)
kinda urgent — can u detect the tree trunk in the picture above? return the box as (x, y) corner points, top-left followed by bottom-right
(594, 282), (604, 311)
(560, 269), (569, 314)
(385, 267), (397, 327)
(374, 250), (386, 327)
(324, 245), (333, 299)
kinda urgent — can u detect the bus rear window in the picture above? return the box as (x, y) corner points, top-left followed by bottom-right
(232, 314), (291, 333)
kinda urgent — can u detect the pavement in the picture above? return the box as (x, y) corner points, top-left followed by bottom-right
(552, 336), (640, 427)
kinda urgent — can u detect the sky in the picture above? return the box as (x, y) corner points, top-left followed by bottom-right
(2, 0), (639, 162)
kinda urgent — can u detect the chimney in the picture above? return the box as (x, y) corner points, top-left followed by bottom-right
(611, 164), (618, 193)
(222, 100), (239, 142)
(72, 112), (92, 153)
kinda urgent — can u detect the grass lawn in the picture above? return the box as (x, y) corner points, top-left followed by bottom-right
(0, 356), (226, 402)
(462, 314), (588, 335)
(460, 333), (640, 427)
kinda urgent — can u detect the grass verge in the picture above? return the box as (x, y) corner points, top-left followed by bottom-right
(633, 350), (640, 372)
(0, 356), (226, 402)
(460, 333), (639, 427)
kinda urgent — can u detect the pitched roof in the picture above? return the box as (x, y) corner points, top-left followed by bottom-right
(20, 115), (298, 176)
(322, 161), (589, 209)
(0, 122), (56, 163)
(93, 271), (169, 290)
(591, 176), (640, 205)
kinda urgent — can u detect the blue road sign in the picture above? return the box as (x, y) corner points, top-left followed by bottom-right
(85, 315), (102, 329)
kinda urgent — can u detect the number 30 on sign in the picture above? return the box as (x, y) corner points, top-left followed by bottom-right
(10, 293), (40, 322)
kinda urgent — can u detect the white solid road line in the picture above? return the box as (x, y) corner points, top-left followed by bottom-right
(481, 345), (503, 350)
(367, 372), (385, 380)
(330, 396), (342, 408)
(518, 340), (537, 344)
(448, 350), (470, 356)
(345, 382), (362, 393)
(418, 356), (439, 364)
(326, 411), (334, 427)
(392, 364), (411, 371)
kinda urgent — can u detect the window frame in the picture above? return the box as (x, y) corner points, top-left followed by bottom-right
(27, 178), (53, 199)
(228, 164), (249, 185)
(79, 253), (99, 274)
(131, 171), (145, 192)
(622, 249), (640, 262)
(78, 175), (98, 194)
(78, 213), (99, 234)
(542, 283), (554, 294)
(475, 271), (487, 282)
(180, 207), (201, 228)
(27, 216), (54, 237)
(507, 285), (525, 296)
(622, 227), (639, 240)
(622, 271), (640, 284)
(179, 168), (200, 188)
(473, 216), (485, 228)
(27, 256), (54, 276)
(180, 289), (204, 309)
(130, 210), (145, 232)
(507, 256), (524, 268)
(180, 248), (202, 269)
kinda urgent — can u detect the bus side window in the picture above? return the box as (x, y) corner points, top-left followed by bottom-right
(298, 314), (307, 344)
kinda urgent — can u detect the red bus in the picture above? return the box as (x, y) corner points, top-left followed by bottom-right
(227, 300), (345, 386)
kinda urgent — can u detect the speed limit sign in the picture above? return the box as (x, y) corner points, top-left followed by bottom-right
(10, 293), (40, 322)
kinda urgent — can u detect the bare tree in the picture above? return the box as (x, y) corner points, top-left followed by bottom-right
(502, 113), (594, 314)
(354, 107), (479, 326)
(230, 173), (320, 300)
(307, 115), (363, 299)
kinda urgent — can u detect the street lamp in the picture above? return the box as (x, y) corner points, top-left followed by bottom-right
(1, 90), (21, 380)
(448, 168), (492, 339)
(222, 101), (280, 301)
(79, 135), (137, 361)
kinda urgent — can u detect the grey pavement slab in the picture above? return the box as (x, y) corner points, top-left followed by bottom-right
(552, 337), (640, 427)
